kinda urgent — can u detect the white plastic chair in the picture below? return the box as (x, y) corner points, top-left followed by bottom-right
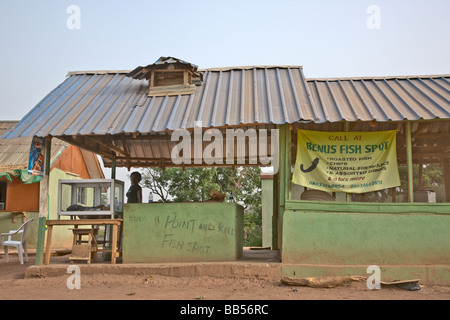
(1, 218), (34, 264)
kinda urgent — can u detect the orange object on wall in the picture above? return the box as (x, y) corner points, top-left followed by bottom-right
(51, 145), (91, 179)
(1, 145), (99, 212)
(4, 176), (40, 211)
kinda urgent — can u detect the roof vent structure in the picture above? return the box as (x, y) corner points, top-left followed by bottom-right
(126, 57), (203, 96)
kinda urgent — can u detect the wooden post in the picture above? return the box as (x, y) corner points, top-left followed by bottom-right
(285, 125), (292, 202)
(444, 156), (450, 202)
(418, 162), (423, 191)
(277, 125), (286, 251)
(43, 225), (53, 265)
(35, 136), (51, 265)
(272, 124), (293, 252)
(405, 122), (414, 202)
(111, 224), (118, 264)
(345, 122), (352, 202)
(104, 156), (116, 261)
(272, 171), (279, 250)
(111, 158), (116, 179)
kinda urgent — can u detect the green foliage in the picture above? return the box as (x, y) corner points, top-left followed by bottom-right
(243, 210), (262, 247)
(396, 163), (445, 202)
(141, 167), (263, 246)
(399, 163), (444, 191)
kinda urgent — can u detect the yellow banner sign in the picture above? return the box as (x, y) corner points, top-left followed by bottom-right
(292, 130), (401, 193)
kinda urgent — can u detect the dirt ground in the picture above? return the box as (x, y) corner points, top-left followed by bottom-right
(0, 253), (449, 300)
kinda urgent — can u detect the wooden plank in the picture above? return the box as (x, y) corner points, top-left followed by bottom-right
(444, 157), (450, 202)
(111, 224), (118, 264)
(46, 219), (123, 226)
(70, 244), (91, 260)
(281, 276), (366, 288)
(380, 279), (420, 285)
(36, 136), (51, 265)
(83, 135), (129, 157)
(405, 122), (414, 202)
(44, 225), (53, 265)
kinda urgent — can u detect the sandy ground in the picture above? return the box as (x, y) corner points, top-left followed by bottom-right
(0, 252), (449, 300)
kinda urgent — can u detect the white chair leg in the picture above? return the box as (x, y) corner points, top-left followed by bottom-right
(4, 246), (8, 263)
(18, 245), (23, 265)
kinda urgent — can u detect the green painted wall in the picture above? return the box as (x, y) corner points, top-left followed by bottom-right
(123, 202), (244, 263)
(283, 209), (450, 265)
(281, 201), (450, 284)
(276, 122), (450, 284)
(261, 177), (273, 248)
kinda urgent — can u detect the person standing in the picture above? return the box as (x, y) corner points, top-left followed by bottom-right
(126, 172), (142, 203)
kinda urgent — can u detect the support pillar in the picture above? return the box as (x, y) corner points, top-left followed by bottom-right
(272, 171), (279, 250)
(405, 122), (414, 202)
(274, 124), (290, 252)
(444, 156), (450, 202)
(345, 121), (352, 202)
(35, 136), (51, 265)
(111, 158), (116, 179)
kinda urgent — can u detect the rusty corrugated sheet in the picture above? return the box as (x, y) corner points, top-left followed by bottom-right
(0, 121), (68, 171)
(2, 69), (449, 142)
(307, 75), (450, 122)
(2, 66), (315, 139)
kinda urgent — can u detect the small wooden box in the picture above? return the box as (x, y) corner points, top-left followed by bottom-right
(69, 244), (92, 263)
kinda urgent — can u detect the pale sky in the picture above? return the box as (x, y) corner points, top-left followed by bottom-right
(1, 0), (449, 199)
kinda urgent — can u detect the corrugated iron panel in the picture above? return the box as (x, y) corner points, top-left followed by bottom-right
(3, 70), (449, 141)
(307, 76), (450, 122)
(0, 121), (68, 171)
(2, 66), (315, 139)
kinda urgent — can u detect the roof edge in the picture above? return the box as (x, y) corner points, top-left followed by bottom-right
(307, 74), (450, 82)
(66, 70), (132, 77)
(66, 65), (305, 77)
(200, 65), (303, 72)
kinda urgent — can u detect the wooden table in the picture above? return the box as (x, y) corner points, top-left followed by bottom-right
(44, 219), (123, 265)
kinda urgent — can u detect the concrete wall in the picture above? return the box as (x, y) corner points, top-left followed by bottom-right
(281, 200), (450, 285)
(123, 202), (244, 263)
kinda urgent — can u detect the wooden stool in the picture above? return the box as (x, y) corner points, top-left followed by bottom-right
(100, 224), (123, 261)
(69, 228), (98, 264)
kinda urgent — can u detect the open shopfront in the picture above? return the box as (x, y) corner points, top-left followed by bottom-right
(3, 58), (449, 283)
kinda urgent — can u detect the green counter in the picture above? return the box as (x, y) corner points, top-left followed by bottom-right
(281, 201), (450, 285)
(123, 202), (244, 263)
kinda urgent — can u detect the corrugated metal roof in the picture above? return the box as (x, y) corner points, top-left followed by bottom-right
(2, 64), (449, 169)
(0, 121), (68, 171)
(2, 67), (449, 143)
(307, 75), (450, 122)
(2, 66), (315, 139)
